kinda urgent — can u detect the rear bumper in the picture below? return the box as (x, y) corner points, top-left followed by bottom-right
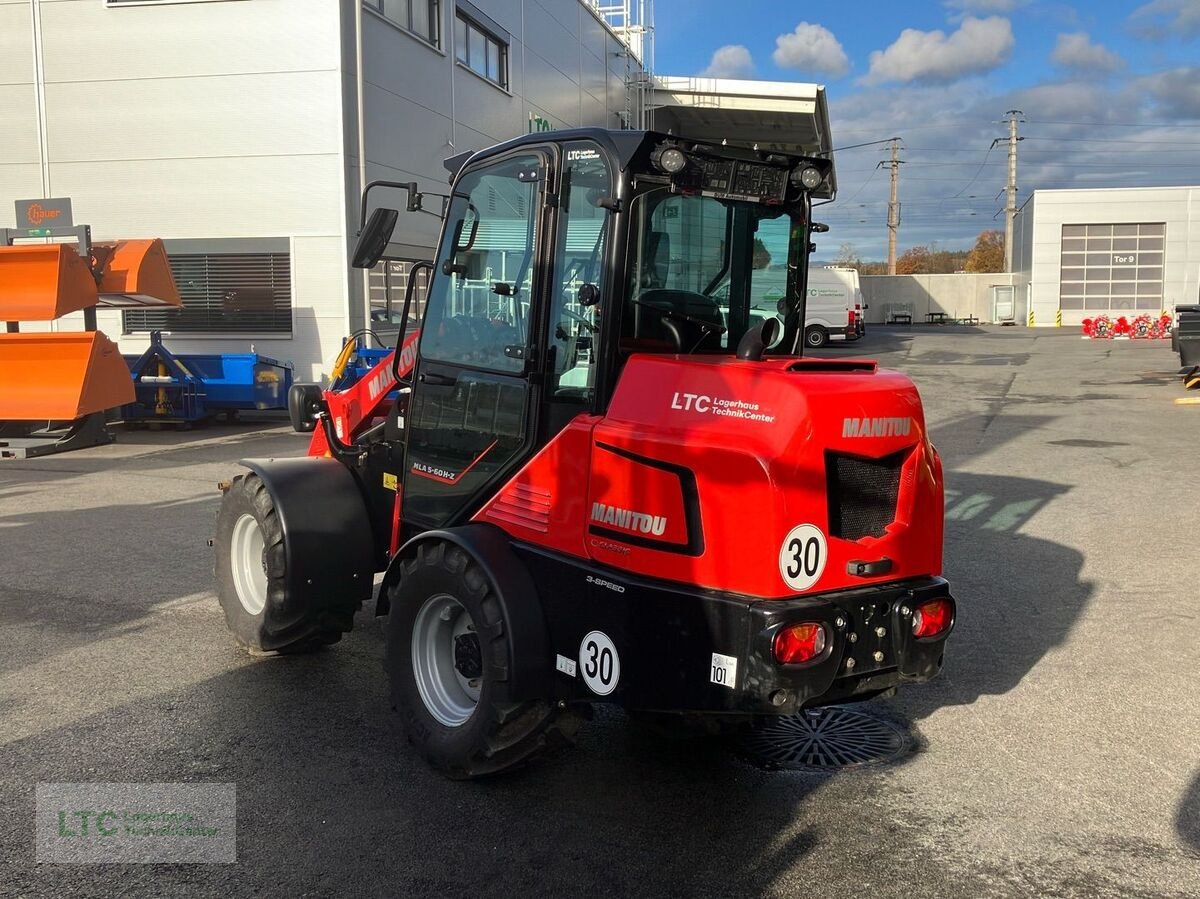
(518, 545), (954, 716)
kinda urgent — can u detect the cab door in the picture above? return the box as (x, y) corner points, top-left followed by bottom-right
(402, 150), (551, 529)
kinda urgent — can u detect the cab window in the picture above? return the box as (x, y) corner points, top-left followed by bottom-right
(420, 153), (542, 372)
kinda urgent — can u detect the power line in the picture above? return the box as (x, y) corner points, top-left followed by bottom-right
(1022, 135), (1200, 146)
(1023, 119), (1200, 128)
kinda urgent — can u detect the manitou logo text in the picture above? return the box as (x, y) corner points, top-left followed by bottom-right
(842, 416), (912, 438)
(591, 503), (668, 536)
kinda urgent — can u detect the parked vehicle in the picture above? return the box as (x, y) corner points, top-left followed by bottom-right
(214, 129), (955, 778)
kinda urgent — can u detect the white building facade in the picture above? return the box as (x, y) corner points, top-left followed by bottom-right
(2, 0), (644, 377)
(1013, 185), (1200, 328)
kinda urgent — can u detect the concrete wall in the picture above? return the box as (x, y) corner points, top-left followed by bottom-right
(1016, 186), (1200, 328)
(861, 273), (1017, 325)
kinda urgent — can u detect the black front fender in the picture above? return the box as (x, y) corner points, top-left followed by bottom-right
(239, 457), (376, 614)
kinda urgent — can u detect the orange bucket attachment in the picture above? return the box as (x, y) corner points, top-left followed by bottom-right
(94, 239), (182, 308)
(0, 244), (99, 321)
(0, 332), (134, 420)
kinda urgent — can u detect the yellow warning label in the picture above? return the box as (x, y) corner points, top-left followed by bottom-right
(383, 472), (398, 491)
(1055, 309), (1062, 328)
(1028, 309), (1035, 327)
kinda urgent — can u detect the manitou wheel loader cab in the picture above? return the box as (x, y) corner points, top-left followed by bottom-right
(215, 129), (956, 778)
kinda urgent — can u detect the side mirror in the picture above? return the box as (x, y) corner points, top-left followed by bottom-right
(352, 207), (399, 269)
(811, 222), (830, 233)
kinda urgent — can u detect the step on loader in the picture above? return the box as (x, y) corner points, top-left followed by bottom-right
(214, 129), (956, 778)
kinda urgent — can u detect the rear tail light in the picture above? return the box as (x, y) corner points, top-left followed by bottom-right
(848, 309), (857, 326)
(773, 622), (828, 664)
(912, 598), (953, 638)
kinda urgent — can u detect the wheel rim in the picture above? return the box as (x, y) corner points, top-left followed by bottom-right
(412, 593), (481, 727)
(230, 513), (268, 616)
(807, 330), (823, 347)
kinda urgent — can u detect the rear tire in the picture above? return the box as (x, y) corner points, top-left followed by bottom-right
(387, 540), (581, 779)
(215, 473), (353, 653)
(804, 325), (829, 349)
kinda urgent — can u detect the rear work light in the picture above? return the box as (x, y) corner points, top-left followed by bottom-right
(773, 622), (828, 665)
(912, 598), (953, 638)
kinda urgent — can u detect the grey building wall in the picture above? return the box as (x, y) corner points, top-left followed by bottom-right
(350, 0), (638, 328)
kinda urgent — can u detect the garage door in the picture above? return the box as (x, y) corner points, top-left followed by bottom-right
(1058, 223), (1164, 314)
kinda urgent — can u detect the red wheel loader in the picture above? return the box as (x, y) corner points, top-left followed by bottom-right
(214, 130), (955, 778)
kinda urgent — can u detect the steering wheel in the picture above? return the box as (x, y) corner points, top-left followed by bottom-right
(632, 296), (727, 353)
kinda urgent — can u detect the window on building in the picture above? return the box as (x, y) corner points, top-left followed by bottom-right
(368, 0), (441, 48)
(454, 8), (508, 89)
(1058, 223), (1165, 313)
(123, 245), (292, 334)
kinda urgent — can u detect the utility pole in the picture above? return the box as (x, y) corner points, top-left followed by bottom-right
(993, 110), (1024, 272)
(878, 138), (903, 274)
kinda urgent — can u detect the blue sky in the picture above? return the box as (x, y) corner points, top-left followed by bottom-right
(653, 0), (1200, 260)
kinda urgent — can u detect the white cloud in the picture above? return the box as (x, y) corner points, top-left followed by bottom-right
(772, 23), (851, 78)
(699, 45), (755, 79)
(1130, 0), (1200, 39)
(1051, 33), (1122, 72)
(862, 16), (1014, 85)
(816, 76), (1200, 260)
(1136, 67), (1200, 118)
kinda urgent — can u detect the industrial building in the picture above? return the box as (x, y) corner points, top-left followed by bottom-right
(3, 0), (832, 378)
(1014, 185), (1200, 328)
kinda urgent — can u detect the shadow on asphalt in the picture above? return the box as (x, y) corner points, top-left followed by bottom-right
(1179, 770), (1200, 854)
(1, 466), (1097, 895)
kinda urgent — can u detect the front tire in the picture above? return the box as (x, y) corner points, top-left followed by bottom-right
(805, 325), (829, 348)
(387, 541), (581, 779)
(215, 473), (353, 653)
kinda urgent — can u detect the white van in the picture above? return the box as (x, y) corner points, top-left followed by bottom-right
(745, 266), (860, 349)
(808, 267), (866, 342)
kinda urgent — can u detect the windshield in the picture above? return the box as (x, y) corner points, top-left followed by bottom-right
(623, 188), (804, 354)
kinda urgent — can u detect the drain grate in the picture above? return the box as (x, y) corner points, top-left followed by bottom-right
(740, 706), (909, 771)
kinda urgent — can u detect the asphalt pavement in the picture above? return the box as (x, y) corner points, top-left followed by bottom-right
(1, 326), (1197, 898)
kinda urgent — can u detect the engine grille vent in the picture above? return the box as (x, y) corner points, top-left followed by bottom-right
(826, 449), (909, 541)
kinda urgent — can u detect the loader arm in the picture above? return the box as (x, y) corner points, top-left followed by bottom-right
(307, 328), (421, 455)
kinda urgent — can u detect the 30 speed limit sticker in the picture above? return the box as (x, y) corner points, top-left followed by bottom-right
(578, 630), (620, 696)
(778, 524), (827, 591)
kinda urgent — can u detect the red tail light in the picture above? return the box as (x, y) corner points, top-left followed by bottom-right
(848, 309), (857, 325)
(912, 598), (953, 638)
(773, 622), (828, 664)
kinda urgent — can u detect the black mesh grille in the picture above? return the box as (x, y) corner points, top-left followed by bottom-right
(826, 450), (908, 541)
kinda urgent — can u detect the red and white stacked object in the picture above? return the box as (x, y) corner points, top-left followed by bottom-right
(1081, 314), (1172, 340)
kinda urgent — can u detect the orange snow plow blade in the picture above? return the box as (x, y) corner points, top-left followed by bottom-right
(94, 239), (181, 307)
(0, 332), (134, 420)
(0, 244), (99, 320)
